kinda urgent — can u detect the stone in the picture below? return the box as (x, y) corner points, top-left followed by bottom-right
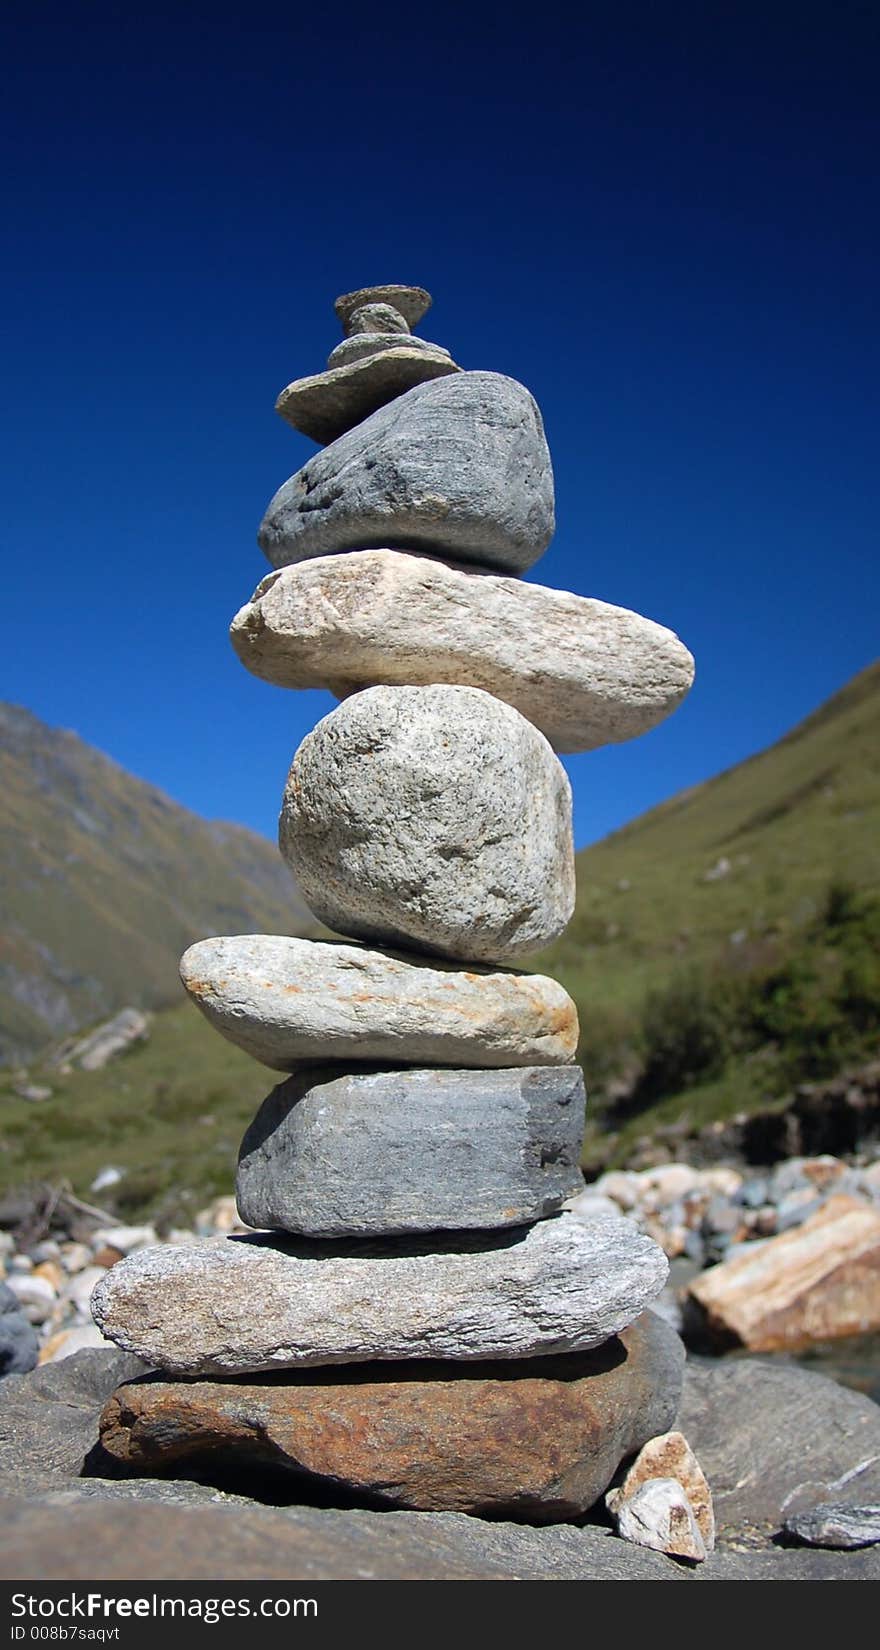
(66, 1008), (150, 1071)
(606, 1429), (714, 1550)
(784, 1504), (880, 1548)
(236, 1065), (586, 1237)
(275, 348), (459, 445)
(685, 1193), (880, 1351)
(280, 685), (574, 964)
(0, 1283), (39, 1377)
(4, 1353), (880, 1580)
(179, 935), (578, 1071)
(38, 1324), (113, 1363)
(230, 550), (695, 754)
(258, 372), (554, 576)
(0, 1349), (150, 1494)
(91, 1212), (669, 1377)
(677, 1355), (880, 1539)
(334, 284), (432, 331)
(98, 1312), (683, 1520)
(611, 1478), (707, 1562)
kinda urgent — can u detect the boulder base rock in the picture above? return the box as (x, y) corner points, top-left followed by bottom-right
(179, 935), (579, 1070)
(91, 1212), (669, 1377)
(258, 371), (555, 575)
(280, 684), (575, 964)
(97, 1312), (684, 1521)
(236, 1065), (586, 1237)
(685, 1193), (880, 1351)
(231, 549), (695, 753)
(677, 1355), (880, 1538)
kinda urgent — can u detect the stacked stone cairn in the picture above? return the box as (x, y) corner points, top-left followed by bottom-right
(93, 285), (698, 1522)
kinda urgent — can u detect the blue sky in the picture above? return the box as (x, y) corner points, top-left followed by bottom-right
(3, 2), (877, 850)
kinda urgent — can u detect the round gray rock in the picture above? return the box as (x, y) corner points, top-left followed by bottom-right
(259, 371), (555, 574)
(230, 549), (696, 753)
(179, 935), (579, 1070)
(235, 1064), (587, 1237)
(91, 1212), (669, 1376)
(280, 684), (575, 964)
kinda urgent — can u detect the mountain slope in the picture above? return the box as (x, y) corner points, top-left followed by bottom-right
(0, 704), (312, 1062)
(538, 658), (880, 1148)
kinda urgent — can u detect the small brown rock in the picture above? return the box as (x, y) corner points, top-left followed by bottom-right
(607, 1429), (714, 1549)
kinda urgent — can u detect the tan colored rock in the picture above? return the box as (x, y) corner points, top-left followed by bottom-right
(607, 1430), (714, 1550)
(686, 1193), (880, 1351)
(179, 934), (578, 1070)
(230, 550), (695, 754)
(97, 1311), (684, 1520)
(611, 1478), (707, 1562)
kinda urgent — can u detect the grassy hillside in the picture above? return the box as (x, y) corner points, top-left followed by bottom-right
(537, 660), (880, 1163)
(0, 703), (313, 1063)
(0, 665), (877, 1220)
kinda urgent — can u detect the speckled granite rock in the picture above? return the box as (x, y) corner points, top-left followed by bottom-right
(280, 685), (574, 963)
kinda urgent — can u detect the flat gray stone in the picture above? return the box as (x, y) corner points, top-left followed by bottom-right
(231, 549), (696, 753)
(280, 685), (575, 964)
(678, 1355), (880, 1538)
(179, 935), (579, 1070)
(784, 1503), (880, 1548)
(275, 347), (459, 445)
(235, 1065), (586, 1236)
(259, 371), (555, 574)
(327, 332), (451, 368)
(91, 1213), (669, 1376)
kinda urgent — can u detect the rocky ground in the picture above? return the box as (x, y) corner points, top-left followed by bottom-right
(2, 1161), (880, 1579)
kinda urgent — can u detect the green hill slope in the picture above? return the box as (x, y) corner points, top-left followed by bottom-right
(538, 659), (880, 1161)
(0, 704), (312, 1063)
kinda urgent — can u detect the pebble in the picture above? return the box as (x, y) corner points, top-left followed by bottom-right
(784, 1504), (880, 1549)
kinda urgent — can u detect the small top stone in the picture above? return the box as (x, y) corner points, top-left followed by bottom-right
(335, 285), (432, 334)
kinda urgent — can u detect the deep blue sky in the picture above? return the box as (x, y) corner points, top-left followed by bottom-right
(3, 2), (877, 850)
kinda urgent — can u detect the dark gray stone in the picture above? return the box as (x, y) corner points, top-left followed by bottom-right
(259, 371), (555, 575)
(0, 1348), (150, 1493)
(678, 1355), (880, 1539)
(236, 1065), (586, 1237)
(0, 1281), (39, 1377)
(784, 1503), (880, 1548)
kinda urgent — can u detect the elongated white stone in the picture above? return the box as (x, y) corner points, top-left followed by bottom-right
(231, 550), (695, 753)
(179, 935), (579, 1070)
(91, 1212), (669, 1375)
